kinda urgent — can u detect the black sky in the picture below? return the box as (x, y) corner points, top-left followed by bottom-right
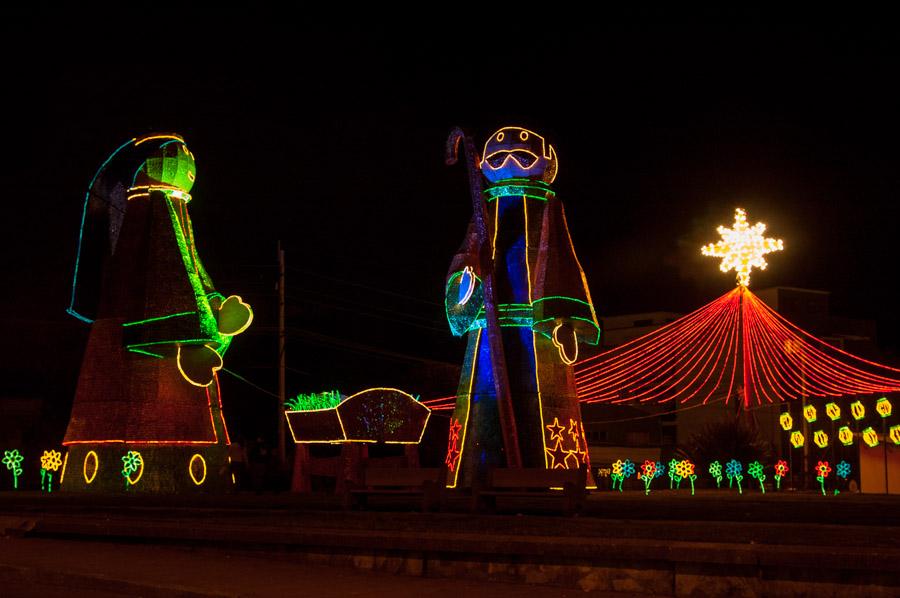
(3, 17), (900, 438)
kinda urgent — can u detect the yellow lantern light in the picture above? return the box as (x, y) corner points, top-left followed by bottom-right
(779, 412), (793, 431)
(862, 427), (879, 448)
(803, 405), (817, 423)
(790, 431), (805, 448)
(890, 425), (900, 445)
(813, 430), (828, 449)
(825, 402), (841, 421)
(851, 400), (865, 421)
(876, 397), (892, 418)
(838, 426), (854, 446)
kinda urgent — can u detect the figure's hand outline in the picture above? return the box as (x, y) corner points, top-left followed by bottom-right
(218, 295), (253, 336)
(552, 321), (578, 365)
(458, 266), (476, 305)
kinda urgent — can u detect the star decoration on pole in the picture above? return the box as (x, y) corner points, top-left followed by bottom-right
(701, 208), (783, 287)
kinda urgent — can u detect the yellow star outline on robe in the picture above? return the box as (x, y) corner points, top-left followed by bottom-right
(701, 208), (783, 287)
(545, 439), (570, 469)
(546, 417), (566, 443)
(567, 419), (581, 451)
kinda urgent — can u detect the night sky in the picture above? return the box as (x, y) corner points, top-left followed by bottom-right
(3, 17), (899, 440)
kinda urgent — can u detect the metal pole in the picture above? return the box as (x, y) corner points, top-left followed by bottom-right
(277, 241), (286, 464)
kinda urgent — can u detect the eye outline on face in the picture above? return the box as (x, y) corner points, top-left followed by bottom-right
(519, 131), (528, 141)
(483, 149), (540, 171)
(497, 132), (505, 142)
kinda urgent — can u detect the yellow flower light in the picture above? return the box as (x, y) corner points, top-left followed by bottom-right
(701, 208), (784, 287)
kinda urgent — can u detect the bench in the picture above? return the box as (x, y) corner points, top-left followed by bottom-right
(343, 467), (446, 512)
(472, 465), (588, 515)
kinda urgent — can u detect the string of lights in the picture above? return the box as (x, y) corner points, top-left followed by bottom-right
(574, 286), (900, 407)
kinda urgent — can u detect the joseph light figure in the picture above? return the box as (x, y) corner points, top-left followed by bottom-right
(63, 133), (252, 491)
(444, 127), (600, 488)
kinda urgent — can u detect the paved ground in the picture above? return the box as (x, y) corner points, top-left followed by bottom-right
(2, 490), (899, 596)
(0, 536), (641, 597)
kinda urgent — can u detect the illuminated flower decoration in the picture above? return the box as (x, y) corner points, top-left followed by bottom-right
(725, 459), (742, 478)
(40, 450), (63, 472)
(612, 459), (624, 476)
(836, 460), (851, 480)
(622, 459), (636, 479)
(709, 460), (723, 488)
(2, 450), (23, 473)
(774, 460), (789, 478)
(640, 460), (656, 479)
(3, 449), (24, 489)
(654, 461), (665, 478)
(747, 461), (763, 480)
(121, 451), (142, 475)
(682, 460), (695, 477)
(674, 460), (688, 478)
(701, 208), (783, 287)
(815, 460), (831, 496)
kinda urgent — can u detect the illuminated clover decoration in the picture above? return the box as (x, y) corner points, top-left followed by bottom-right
(836, 460), (851, 480)
(39, 450), (63, 493)
(121, 450), (143, 488)
(3, 450), (24, 490)
(640, 460), (657, 495)
(680, 459), (698, 495)
(815, 460), (832, 496)
(773, 459), (789, 490)
(747, 461), (766, 494)
(708, 460), (723, 488)
(701, 208), (783, 287)
(725, 459), (743, 494)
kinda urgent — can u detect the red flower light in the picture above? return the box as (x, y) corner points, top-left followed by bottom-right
(774, 459), (789, 477)
(815, 460), (831, 479)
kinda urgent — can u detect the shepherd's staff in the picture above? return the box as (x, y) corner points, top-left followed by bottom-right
(446, 127), (522, 469)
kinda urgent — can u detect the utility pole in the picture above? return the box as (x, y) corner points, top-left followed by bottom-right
(277, 241), (286, 464)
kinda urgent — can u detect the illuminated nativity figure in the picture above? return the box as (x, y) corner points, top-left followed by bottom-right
(63, 133), (252, 492)
(443, 126), (600, 488)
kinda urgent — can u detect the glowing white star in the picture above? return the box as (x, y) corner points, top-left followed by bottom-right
(701, 208), (783, 287)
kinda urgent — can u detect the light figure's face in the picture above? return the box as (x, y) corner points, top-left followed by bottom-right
(480, 127), (557, 184)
